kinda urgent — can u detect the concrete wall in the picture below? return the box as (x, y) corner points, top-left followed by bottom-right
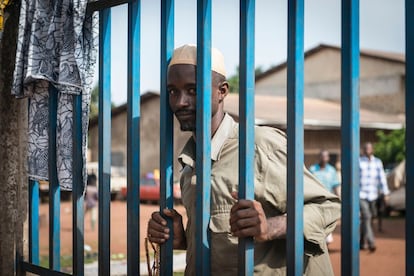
(255, 47), (405, 114)
(0, 1), (28, 275)
(303, 128), (378, 167)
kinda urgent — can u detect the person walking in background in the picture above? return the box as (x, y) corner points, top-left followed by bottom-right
(309, 150), (341, 244)
(359, 142), (390, 252)
(85, 173), (98, 231)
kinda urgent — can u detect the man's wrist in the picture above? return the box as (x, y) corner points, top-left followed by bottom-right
(265, 215), (287, 241)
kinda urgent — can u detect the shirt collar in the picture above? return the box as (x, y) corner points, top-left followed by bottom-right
(178, 113), (238, 168)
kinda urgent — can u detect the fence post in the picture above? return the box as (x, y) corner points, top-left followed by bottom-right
(238, 0), (255, 274)
(127, 0), (141, 275)
(72, 94), (85, 276)
(29, 180), (39, 265)
(160, 0), (175, 275)
(195, 1), (212, 275)
(405, 0), (413, 275)
(48, 86), (61, 270)
(98, 8), (112, 276)
(286, 0), (305, 275)
(341, 0), (360, 275)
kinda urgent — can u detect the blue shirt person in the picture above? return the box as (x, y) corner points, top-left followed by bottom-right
(309, 150), (340, 245)
(309, 150), (340, 195)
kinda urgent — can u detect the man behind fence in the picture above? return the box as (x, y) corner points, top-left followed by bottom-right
(147, 44), (341, 275)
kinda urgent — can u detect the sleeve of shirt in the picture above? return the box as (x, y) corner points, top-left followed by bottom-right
(254, 128), (341, 256)
(377, 159), (390, 195)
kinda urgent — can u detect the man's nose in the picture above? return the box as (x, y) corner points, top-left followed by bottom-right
(176, 91), (190, 107)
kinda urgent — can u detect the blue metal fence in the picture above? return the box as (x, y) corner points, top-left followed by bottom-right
(286, 0), (304, 274)
(238, 0), (255, 274)
(405, 0), (413, 275)
(20, 0), (412, 275)
(341, 1), (360, 275)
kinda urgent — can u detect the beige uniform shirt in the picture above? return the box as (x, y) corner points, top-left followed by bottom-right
(179, 114), (341, 275)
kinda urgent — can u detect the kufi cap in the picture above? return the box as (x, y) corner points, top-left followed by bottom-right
(169, 44), (227, 77)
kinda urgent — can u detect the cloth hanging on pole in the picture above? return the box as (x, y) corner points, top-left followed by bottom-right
(12, 0), (98, 190)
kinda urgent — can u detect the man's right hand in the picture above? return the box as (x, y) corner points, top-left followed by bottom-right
(147, 209), (186, 250)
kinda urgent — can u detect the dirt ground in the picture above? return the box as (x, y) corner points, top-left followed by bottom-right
(38, 201), (405, 275)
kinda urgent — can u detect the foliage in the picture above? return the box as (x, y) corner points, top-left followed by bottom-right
(89, 85), (116, 119)
(374, 128), (405, 167)
(90, 85), (99, 118)
(227, 66), (263, 93)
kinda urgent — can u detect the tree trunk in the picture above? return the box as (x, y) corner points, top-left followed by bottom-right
(0, 1), (28, 275)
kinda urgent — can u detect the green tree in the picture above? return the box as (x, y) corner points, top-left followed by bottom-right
(374, 128), (405, 167)
(89, 85), (116, 119)
(227, 66), (264, 93)
(90, 85), (99, 118)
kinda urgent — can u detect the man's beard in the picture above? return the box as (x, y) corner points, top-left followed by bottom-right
(179, 121), (196, 131)
(175, 110), (196, 131)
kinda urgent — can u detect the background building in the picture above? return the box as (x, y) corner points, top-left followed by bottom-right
(87, 44), (405, 186)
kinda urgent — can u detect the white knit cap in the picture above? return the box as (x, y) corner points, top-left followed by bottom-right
(169, 44), (227, 77)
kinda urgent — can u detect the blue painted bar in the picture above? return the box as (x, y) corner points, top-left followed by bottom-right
(406, 1), (413, 275)
(286, 0), (304, 275)
(29, 180), (40, 265)
(340, 1), (360, 276)
(98, 7), (112, 276)
(72, 94), (84, 275)
(160, 0), (174, 275)
(48, 85), (61, 271)
(238, 0), (255, 274)
(126, 0), (141, 275)
(196, 1), (212, 274)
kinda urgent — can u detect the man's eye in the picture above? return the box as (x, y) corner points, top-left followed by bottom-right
(188, 88), (196, 95)
(168, 89), (177, 95)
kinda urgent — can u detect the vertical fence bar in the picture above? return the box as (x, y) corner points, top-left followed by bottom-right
(286, 0), (305, 275)
(238, 0), (255, 274)
(196, 1), (212, 275)
(341, 0), (360, 275)
(29, 180), (40, 265)
(160, 0), (174, 275)
(127, 0), (141, 275)
(72, 94), (84, 275)
(48, 86), (61, 270)
(406, 0), (413, 275)
(98, 7), (112, 276)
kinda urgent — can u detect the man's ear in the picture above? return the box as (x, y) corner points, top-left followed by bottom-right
(219, 81), (229, 99)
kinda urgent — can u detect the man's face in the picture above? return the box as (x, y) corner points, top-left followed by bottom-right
(167, 64), (223, 131)
(364, 143), (373, 156)
(320, 151), (330, 165)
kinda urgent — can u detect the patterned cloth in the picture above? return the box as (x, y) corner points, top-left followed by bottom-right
(12, 0), (98, 190)
(359, 155), (390, 201)
(309, 163), (340, 193)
